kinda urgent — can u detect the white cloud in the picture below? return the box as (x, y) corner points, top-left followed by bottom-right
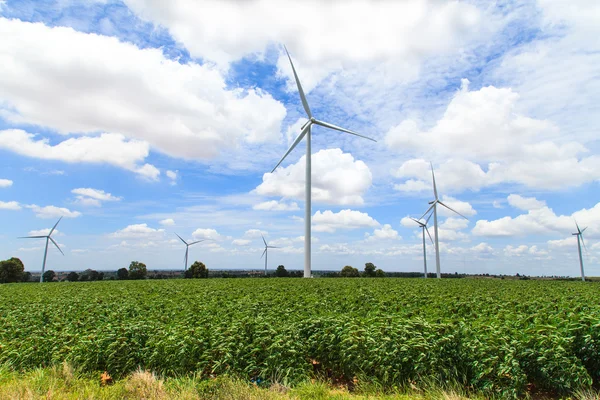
(318, 243), (357, 255)
(72, 187), (121, 207)
(0, 200), (20, 210)
(507, 194), (546, 211)
(505, 244), (549, 258)
(192, 228), (227, 241)
(232, 239), (251, 246)
(312, 209), (379, 233)
(159, 218), (175, 226)
(256, 148), (372, 205)
(0, 18), (286, 162)
(0, 130), (159, 180)
(0, 178), (12, 187)
(110, 223), (164, 239)
(27, 204), (81, 219)
(28, 228), (62, 236)
(438, 196), (476, 218)
(253, 200), (299, 211)
(365, 224), (400, 242)
(166, 170), (178, 185)
(244, 229), (268, 238)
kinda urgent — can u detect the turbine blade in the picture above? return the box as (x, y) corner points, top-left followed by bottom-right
(261, 248), (266, 259)
(419, 204), (435, 221)
(262, 234), (267, 247)
(268, 246), (279, 248)
(49, 237), (64, 255)
(425, 226), (434, 244)
(284, 45), (312, 119)
(175, 233), (187, 245)
(271, 124), (309, 172)
(19, 236), (47, 239)
(188, 240), (205, 246)
(49, 217), (62, 236)
(430, 162), (439, 200)
(581, 227), (587, 234)
(409, 217), (424, 227)
(313, 119), (377, 142)
(438, 201), (469, 220)
(575, 220), (581, 233)
(425, 210), (434, 224)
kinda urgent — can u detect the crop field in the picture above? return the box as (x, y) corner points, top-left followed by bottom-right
(0, 279), (599, 398)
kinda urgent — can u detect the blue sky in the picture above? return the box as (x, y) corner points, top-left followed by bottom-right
(1, 0), (599, 276)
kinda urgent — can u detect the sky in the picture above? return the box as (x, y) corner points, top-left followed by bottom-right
(1, 0), (599, 276)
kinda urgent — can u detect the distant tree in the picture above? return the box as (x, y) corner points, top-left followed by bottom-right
(128, 261), (147, 280)
(66, 272), (79, 282)
(363, 262), (377, 277)
(22, 271), (32, 282)
(117, 267), (129, 280)
(375, 268), (386, 278)
(340, 265), (360, 278)
(290, 270), (303, 278)
(275, 265), (289, 277)
(0, 257), (25, 283)
(43, 270), (56, 282)
(185, 261), (208, 279)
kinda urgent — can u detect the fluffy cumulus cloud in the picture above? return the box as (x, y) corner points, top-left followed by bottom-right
(0, 130), (159, 180)
(166, 170), (178, 185)
(312, 209), (379, 233)
(0, 178), (12, 187)
(110, 223), (164, 239)
(0, 200), (20, 210)
(244, 229), (268, 238)
(256, 149), (372, 205)
(192, 228), (227, 241)
(27, 205), (81, 219)
(387, 81), (600, 191)
(159, 218), (175, 226)
(253, 200), (299, 211)
(72, 188), (121, 207)
(364, 224), (400, 242)
(0, 18), (286, 163)
(504, 244), (549, 258)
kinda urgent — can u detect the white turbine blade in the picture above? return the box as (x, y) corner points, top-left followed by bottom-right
(261, 234), (267, 247)
(425, 210), (434, 225)
(313, 119), (377, 142)
(580, 233), (588, 252)
(19, 235), (47, 239)
(267, 246), (279, 248)
(188, 239), (205, 246)
(49, 217), (62, 236)
(261, 248), (267, 259)
(430, 162), (438, 200)
(271, 124), (309, 172)
(284, 45), (312, 119)
(409, 217), (425, 227)
(49, 237), (64, 255)
(175, 233), (188, 245)
(425, 226), (434, 244)
(438, 201), (469, 220)
(419, 203), (435, 221)
(581, 227), (587, 234)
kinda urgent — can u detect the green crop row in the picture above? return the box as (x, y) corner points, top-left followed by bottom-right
(0, 279), (598, 398)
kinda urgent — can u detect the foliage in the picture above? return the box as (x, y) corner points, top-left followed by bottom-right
(42, 270), (56, 282)
(66, 272), (79, 282)
(79, 269), (103, 282)
(363, 262), (377, 277)
(128, 262), (147, 280)
(375, 269), (386, 278)
(0, 279), (599, 398)
(275, 265), (289, 277)
(0, 258), (25, 284)
(340, 265), (359, 277)
(117, 268), (129, 280)
(21, 272), (32, 283)
(185, 261), (208, 279)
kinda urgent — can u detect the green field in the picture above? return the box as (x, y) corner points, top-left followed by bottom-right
(1, 279), (599, 398)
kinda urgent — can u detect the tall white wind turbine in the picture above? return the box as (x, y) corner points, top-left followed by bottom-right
(410, 212), (434, 278)
(271, 46), (376, 278)
(19, 217), (64, 283)
(175, 233), (206, 271)
(420, 163), (468, 278)
(261, 235), (278, 275)
(572, 221), (587, 281)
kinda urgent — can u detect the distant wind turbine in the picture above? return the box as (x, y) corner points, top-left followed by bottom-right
(420, 163), (468, 278)
(410, 212), (434, 278)
(261, 235), (278, 275)
(175, 233), (206, 271)
(271, 46), (376, 278)
(572, 221), (587, 281)
(19, 217), (64, 283)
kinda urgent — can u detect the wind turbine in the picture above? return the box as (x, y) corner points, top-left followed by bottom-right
(420, 163), (468, 278)
(19, 217), (64, 283)
(261, 235), (279, 275)
(410, 211), (434, 278)
(271, 46), (376, 278)
(572, 221), (587, 281)
(175, 233), (206, 271)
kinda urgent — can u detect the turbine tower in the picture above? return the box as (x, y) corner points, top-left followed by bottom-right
(420, 163), (468, 278)
(572, 221), (587, 281)
(410, 212), (434, 278)
(175, 233), (206, 271)
(271, 46), (376, 278)
(19, 217), (64, 283)
(261, 235), (278, 275)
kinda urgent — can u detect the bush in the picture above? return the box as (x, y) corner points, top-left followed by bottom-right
(117, 268), (129, 280)
(275, 265), (289, 277)
(0, 257), (25, 283)
(43, 270), (56, 282)
(185, 261), (208, 279)
(128, 262), (147, 280)
(66, 272), (79, 282)
(340, 265), (359, 277)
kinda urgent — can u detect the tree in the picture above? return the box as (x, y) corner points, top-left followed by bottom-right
(117, 268), (129, 280)
(275, 265), (289, 277)
(43, 270), (56, 282)
(66, 272), (79, 282)
(185, 261), (208, 279)
(128, 261), (147, 280)
(340, 265), (360, 277)
(375, 268), (386, 278)
(22, 271), (32, 282)
(364, 262), (377, 277)
(0, 257), (25, 283)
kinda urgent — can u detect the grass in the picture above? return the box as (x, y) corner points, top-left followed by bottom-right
(1, 364), (598, 400)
